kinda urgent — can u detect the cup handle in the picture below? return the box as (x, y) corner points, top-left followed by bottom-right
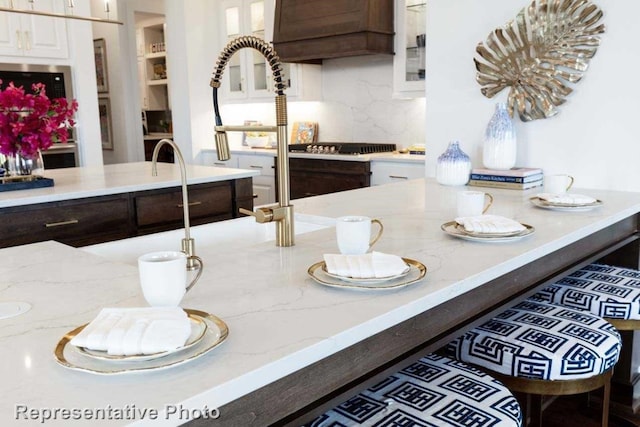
(369, 219), (384, 249)
(566, 175), (575, 192)
(185, 255), (203, 292)
(482, 193), (494, 214)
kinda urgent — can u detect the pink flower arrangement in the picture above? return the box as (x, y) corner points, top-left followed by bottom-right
(0, 79), (78, 158)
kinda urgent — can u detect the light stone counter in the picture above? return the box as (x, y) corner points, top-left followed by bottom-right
(0, 162), (259, 208)
(1, 179), (639, 426)
(201, 147), (426, 163)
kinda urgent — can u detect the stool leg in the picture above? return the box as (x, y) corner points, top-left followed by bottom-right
(602, 378), (611, 427)
(530, 394), (543, 427)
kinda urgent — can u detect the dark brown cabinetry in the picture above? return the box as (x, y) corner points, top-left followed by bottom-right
(135, 182), (234, 234)
(273, 0), (394, 63)
(0, 178), (254, 249)
(286, 158), (371, 199)
(0, 194), (133, 248)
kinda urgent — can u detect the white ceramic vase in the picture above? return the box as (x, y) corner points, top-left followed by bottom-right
(436, 141), (471, 186)
(482, 103), (517, 170)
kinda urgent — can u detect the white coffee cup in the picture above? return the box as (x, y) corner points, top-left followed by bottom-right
(138, 251), (203, 307)
(457, 191), (494, 217)
(544, 174), (574, 194)
(336, 216), (384, 255)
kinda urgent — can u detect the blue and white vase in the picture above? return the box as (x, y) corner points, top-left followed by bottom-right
(436, 140), (471, 186)
(482, 102), (517, 170)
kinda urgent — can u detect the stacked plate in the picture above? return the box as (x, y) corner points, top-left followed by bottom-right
(54, 309), (228, 374)
(307, 257), (426, 291)
(530, 194), (603, 211)
(441, 220), (535, 242)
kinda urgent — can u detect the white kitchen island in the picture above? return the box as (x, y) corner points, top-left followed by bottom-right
(1, 178), (640, 426)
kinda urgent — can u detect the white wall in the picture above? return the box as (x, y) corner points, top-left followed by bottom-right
(164, 0), (219, 163)
(426, 0), (640, 191)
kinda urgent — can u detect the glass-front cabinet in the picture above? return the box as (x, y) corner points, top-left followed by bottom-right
(393, 0), (426, 98)
(220, 0), (276, 100)
(219, 0), (319, 102)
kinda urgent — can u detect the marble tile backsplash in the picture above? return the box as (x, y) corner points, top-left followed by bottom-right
(219, 55), (426, 149)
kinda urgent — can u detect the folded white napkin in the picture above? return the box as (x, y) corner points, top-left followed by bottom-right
(70, 307), (191, 356)
(537, 193), (597, 205)
(323, 252), (409, 279)
(454, 214), (526, 234)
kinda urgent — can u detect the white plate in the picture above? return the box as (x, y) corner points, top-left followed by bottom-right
(76, 315), (207, 362)
(322, 264), (411, 284)
(54, 309), (228, 375)
(308, 258), (426, 291)
(530, 196), (603, 211)
(441, 221), (535, 242)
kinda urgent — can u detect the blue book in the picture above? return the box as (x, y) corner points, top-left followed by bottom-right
(470, 173), (543, 184)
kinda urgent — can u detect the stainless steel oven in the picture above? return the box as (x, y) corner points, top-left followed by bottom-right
(0, 63), (78, 168)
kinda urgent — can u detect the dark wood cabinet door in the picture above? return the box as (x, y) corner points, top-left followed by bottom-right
(286, 158), (371, 199)
(0, 195), (133, 248)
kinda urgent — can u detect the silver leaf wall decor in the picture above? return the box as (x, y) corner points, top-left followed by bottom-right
(475, 0), (605, 121)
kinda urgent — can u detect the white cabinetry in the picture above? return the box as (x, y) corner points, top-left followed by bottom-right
(393, 0), (425, 98)
(0, 0), (68, 59)
(136, 18), (170, 111)
(236, 153), (275, 207)
(218, 0), (321, 102)
(371, 160), (425, 186)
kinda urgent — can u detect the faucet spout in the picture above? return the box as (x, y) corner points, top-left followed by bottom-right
(151, 139), (198, 269)
(210, 36), (294, 247)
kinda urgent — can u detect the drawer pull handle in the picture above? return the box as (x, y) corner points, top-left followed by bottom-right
(253, 194), (259, 199)
(304, 192), (320, 197)
(249, 165), (263, 169)
(213, 162), (226, 166)
(389, 175), (409, 180)
(45, 219), (79, 228)
(177, 201), (202, 208)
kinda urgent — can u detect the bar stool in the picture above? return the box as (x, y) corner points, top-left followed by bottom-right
(306, 353), (523, 426)
(533, 263), (640, 331)
(448, 299), (621, 427)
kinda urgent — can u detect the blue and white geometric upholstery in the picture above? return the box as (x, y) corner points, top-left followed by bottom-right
(306, 353), (523, 427)
(533, 263), (640, 320)
(448, 299), (621, 381)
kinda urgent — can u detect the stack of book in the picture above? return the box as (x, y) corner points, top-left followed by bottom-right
(468, 167), (543, 190)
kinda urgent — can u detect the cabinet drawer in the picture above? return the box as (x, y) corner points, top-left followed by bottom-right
(0, 195), (132, 248)
(135, 183), (233, 228)
(237, 155), (275, 176)
(371, 161), (425, 186)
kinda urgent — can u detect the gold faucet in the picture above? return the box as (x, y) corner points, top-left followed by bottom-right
(151, 139), (198, 269)
(210, 35), (294, 247)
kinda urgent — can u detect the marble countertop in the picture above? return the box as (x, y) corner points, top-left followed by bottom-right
(202, 147), (426, 163)
(0, 162), (259, 208)
(1, 179), (639, 425)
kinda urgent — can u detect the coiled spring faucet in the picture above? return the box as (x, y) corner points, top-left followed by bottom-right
(210, 35), (294, 247)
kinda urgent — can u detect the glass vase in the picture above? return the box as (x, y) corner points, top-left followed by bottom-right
(436, 140), (471, 186)
(7, 150), (45, 177)
(482, 102), (517, 170)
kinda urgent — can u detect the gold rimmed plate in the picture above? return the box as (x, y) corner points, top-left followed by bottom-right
(54, 309), (228, 375)
(441, 221), (535, 242)
(530, 196), (603, 211)
(322, 264), (411, 285)
(453, 223), (526, 238)
(308, 258), (426, 291)
(76, 314), (208, 362)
